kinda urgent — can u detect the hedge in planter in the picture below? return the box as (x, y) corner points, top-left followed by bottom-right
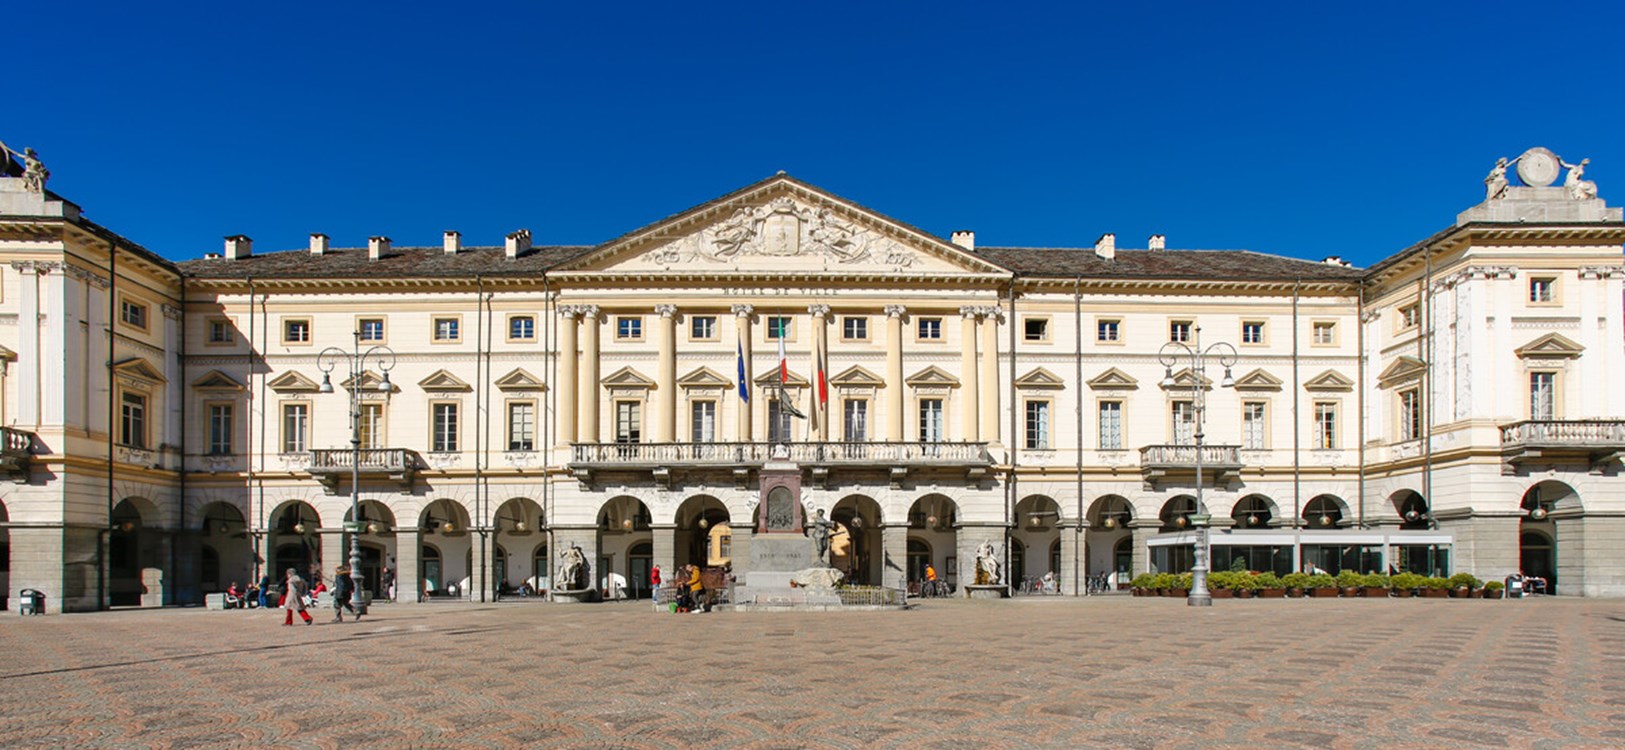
(1281, 572), (1311, 598)
(1390, 572), (1425, 597)
(1306, 573), (1339, 597)
(1360, 573), (1391, 598)
(1254, 572), (1286, 598)
(1449, 572), (1483, 598)
(1483, 580), (1505, 599)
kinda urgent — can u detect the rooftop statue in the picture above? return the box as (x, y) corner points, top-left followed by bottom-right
(1485, 157), (1511, 201)
(1, 143), (49, 192)
(1563, 158), (1598, 201)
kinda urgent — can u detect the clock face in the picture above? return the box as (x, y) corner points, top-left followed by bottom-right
(1517, 148), (1561, 187)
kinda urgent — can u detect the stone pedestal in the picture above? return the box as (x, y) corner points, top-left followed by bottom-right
(140, 568), (164, 608)
(746, 535), (815, 585)
(965, 584), (1008, 599)
(551, 589), (596, 604)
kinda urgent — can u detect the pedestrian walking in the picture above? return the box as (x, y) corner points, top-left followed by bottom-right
(257, 572), (273, 609)
(332, 565), (361, 622)
(283, 568), (313, 626)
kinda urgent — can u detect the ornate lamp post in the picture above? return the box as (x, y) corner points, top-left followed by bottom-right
(317, 332), (396, 616)
(1158, 326), (1237, 607)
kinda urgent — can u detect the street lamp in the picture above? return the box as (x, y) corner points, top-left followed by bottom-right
(1158, 325), (1237, 608)
(317, 331), (396, 616)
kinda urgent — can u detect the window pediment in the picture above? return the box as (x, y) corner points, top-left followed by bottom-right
(1232, 368), (1282, 392)
(417, 369), (471, 392)
(677, 366), (732, 389)
(494, 368), (546, 391)
(191, 369), (244, 390)
(267, 371), (320, 393)
(603, 366), (656, 389)
(904, 365), (960, 388)
(1303, 369), (1355, 393)
(112, 357), (166, 385)
(830, 365), (885, 388)
(1377, 356), (1427, 389)
(1515, 332), (1584, 360)
(1086, 367), (1138, 390)
(1159, 367), (1211, 391)
(1015, 367), (1066, 390)
(754, 368), (810, 387)
(345, 370), (395, 392)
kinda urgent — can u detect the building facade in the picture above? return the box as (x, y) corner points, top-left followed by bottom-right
(3, 146), (1623, 613)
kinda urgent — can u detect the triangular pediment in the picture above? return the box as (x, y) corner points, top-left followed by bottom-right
(677, 366), (732, 389)
(754, 367), (810, 388)
(112, 357), (167, 384)
(905, 365), (960, 388)
(344, 370), (393, 391)
(1086, 367), (1139, 390)
(830, 365), (885, 388)
(192, 370), (244, 390)
(494, 368), (546, 391)
(1303, 369), (1355, 392)
(267, 371), (320, 393)
(1377, 356), (1427, 388)
(418, 369), (472, 392)
(603, 366), (657, 389)
(1232, 368), (1283, 392)
(550, 176), (1008, 277)
(0, 343), (15, 361)
(1515, 333), (1584, 359)
(1159, 367), (1212, 391)
(1015, 367), (1066, 389)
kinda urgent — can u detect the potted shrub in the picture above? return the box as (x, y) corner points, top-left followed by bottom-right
(1152, 572), (1175, 596)
(1421, 576), (1451, 598)
(1448, 572), (1482, 598)
(1281, 572), (1311, 598)
(1335, 570), (1364, 597)
(1232, 572), (1260, 599)
(1483, 580), (1505, 600)
(1255, 572), (1285, 598)
(1169, 572), (1192, 598)
(1208, 571), (1235, 599)
(1130, 573), (1156, 596)
(1360, 573), (1391, 598)
(1306, 573), (1339, 597)
(1390, 572), (1423, 598)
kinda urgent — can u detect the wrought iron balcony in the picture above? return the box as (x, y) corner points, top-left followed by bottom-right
(304, 448), (419, 492)
(0, 426), (34, 474)
(1501, 420), (1625, 473)
(569, 441), (993, 487)
(1138, 443), (1243, 487)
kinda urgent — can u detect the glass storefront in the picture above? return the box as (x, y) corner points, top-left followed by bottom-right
(1211, 545), (1293, 576)
(1395, 544), (1451, 577)
(1299, 544), (1384, 575)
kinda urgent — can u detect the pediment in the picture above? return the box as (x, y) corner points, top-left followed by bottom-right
(344, 370), (393, 391)
(830, 365), (885, 388)
(1515, 333), (1584, 359)
(603, 366), (656, 389)
(1377, 356), (1427, 388)
(267, 371), (320, 393)
(191, 370), (244, 390)
(905, 365), (960, 388)
(1015, 367), (1066, 389)
(418, 369), (472, 392)
(1303, 369), (1355, 392)
(754, 367), (810, 388)
(550, 176), (1008, 278)
(1232, 368), (1283, 392)
(1159, 367), (1212, 391)
(677, 366), (733, 389)
(0, 343), (15, 361)
(113, 358), (167, 384)
(1086, 367), (1139, 390)
(494, 368), (546, 391)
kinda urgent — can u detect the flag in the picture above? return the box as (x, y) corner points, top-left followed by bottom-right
(777, 334), (788, 385)
(816, 339), (828, 409)
(736, 341), (749, 402)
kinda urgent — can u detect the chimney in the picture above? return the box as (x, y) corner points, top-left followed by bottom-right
(1322, 256), (1351, 267)
(224, 235), (252, 260)
(1094, 233), (1116, 260)
(309, 233), (329, 256)
(443, 231), (462, 256)
(1148, 234), (1166, 251)
(368, 236), (391, 261)
(950, 230), (975, 251)
(505, 229), (532, 259)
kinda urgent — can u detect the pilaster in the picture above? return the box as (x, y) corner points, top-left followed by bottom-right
(12, 261), (41, 426)
(884, 305), (906, 441)
(959, 306), (980, 441)
(650, 524), (677, 593)
(978, 306), (1002, 445)
(655, 304), (678, 442)
(1130, 523), (1155, 577)
(395, 530), (421, 603)
(808, 304), (830, 441)
(576, 305), (601, 444)
(556, 306), (580, 448)
(733, 305), (754, 441)
(880, 523), (908, 590)
(1057, 523), (1085, 595)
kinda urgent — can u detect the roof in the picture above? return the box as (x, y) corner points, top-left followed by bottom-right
(179, 244), (595, 279)
(974, 247), (1365, 282)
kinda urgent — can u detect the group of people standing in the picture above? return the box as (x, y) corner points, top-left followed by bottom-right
(274, 564), (364, 625)
(653, 563), (715, 613)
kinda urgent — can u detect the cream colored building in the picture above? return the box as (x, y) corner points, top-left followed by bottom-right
(2, 147), (1622, 612)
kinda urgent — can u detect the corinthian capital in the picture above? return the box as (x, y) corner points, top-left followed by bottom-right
(655, 304), (679, 318)
(883, 304), (907, 318)
(731, 304), (755, 318)
(807, 304), (831, 318)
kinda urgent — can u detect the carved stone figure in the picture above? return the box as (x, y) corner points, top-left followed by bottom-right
(1563, 158), (1598, 201)
(1485, 157), (1510, 201)
(557, 543), (586, 590)
(21, 149), (48, 193)
(710, 207), (759, 258)
(975, 540), (1001, 585)
(808, 509), (835, 565)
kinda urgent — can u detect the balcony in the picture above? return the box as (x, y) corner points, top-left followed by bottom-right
(0, 426), (34, 475)
(1500, 420), (1625, 474)
(305, 448), (420, 492)
(1138, 444), (1243, 488)
(568, 441), (994, 488)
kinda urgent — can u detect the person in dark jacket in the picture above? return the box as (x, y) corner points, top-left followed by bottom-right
(332, 565), (362, 623)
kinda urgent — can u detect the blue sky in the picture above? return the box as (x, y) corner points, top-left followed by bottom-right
(10, 2), (1623, 266)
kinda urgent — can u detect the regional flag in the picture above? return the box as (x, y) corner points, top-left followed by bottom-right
(736, 341), (750, 402)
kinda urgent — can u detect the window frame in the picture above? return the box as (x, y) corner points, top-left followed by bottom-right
(916, 317), (943, 342)
(1311, 320), (1338, 347)
(506, 399), (536, 451)
(1397, 388), (1421, 442)
(1313, 400), (1339, 449)
(615, 315), (645, 342)
(206, 401), (235, 455)
(357, 316), (387, 344)
(1023, 398), (1052, 450)
(119, 390), (149, 449)
(432, 315), (463, 344)
(1529, 370), (1558, 421)
(690, 399), (718, 443)
(841, 316), (870, 342)
(689, 315), (718, 342)
(506, 314), (536, 343)
(1397, 303), (1420, 332)
(1241, 400), (1268, 450)
(280, 401), (310, 454)
(1023, 317), (1050, 343)
(1528, 276), (1559, 305)
(1168, 320), (1192, 344)
(358, 402), (385, 450)
(430, 400), (460, 453)
(1097, 399), (1123, 451)
(765, 315), (793, 342)
(205, 317), (234, 347)
(1096, 318), (1122, 344)
(282, 318), (312, 346)
(843, 398), (869, 442)
(119, 295), (150, 331)
(614, 400), (643, 444)
(1171, 400), (1196, 445)
(1240, 320), (1267, 346)
(918, 397), (945, 442)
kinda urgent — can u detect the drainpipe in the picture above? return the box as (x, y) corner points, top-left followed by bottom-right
(475, 275), (487, 601)
(1005, 278), (1018, 593)
(543, 272), (554, 600)
(256, 283), (268, 583)
(175, 278), (187, 604)
(1073, 275), (1084, 595)
(1292, 279), (1301, 533)
(1357, 280), (1367, 530)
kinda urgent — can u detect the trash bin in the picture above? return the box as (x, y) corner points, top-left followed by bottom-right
(1505, 575), (1524, 599)
(18, 588), (44, 615)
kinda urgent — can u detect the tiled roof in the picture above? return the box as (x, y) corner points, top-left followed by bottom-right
(974, 247), (1364, 282)
(179, 244), (596, 279)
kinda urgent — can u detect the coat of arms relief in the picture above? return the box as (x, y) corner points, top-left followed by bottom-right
(648, 197), (919, 268)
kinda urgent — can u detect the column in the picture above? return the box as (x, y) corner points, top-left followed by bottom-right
(577, 305), (601, 444)
(162, 304), (183, 463)
(41, 264), (68, 427)
(881, 523), (908, 590)
(1130, 522), (1155, 577)
(13, 262), (40, 426)
(470, 533), (493, 602)
(733, 305), (754, 441)
(651, 524), (677, 597)
(883, 305), (906, 441)
(979, 306), (1002, 445)
(959, 306), (981, 441)
(655, 304), (678, 442)
(1058, 521), (1086, 596)
(320, 531), (345, 587)
(556, 306), (579, 448)
(808, 305), (830, 441)
(395, 530), (421, 603)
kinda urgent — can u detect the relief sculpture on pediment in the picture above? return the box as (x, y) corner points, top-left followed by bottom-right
(651, 196), (917, 268)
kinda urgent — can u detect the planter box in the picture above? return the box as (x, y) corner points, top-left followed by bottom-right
(1448, 588), (1471, 598)
(1421, 588), (1449, 598)
(1309, 587), (1339, 598)
(1468, 589), (1484, 598)
(1340, 587), (1361, 598)
(1285, 587), (1306, 598)
(1234, 589), (1255, 599)
(1257, 588), (1286, 598)
(1211, 589), (1234, 599)
(1484, 589), (1504, 600)
(1393, 588), (1416, 598)
(1361, 586), (1390, 598)
(1168, 588), (1189, 598)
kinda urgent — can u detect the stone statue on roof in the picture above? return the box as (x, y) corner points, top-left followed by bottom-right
(1485, 157), (1511, 201)
(21, 149), (49, 193)
(1562, 158), (1597, 201)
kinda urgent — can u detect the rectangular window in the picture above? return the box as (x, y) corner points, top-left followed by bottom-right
(616, 316), (643, 340)
(691, 401), (717, 442)
(1171, 401), (1195, 445)
(1312, 321), (1337, 345)
(433, 317), (460, 342)
(508, 402), (535, 450)
(1024, 318), (1049, 342)
(1398, 304), (1419, 330)
(615, 401), (642, 443)
(919, 398), (944, 442)
(283, 319), (311, 344)
(1098, 401), (1123, 450)
(508, 315), (535, 341)
(1024, 401), (1051, 449)
(767, 399), (792, 443)
(766, 316), (792, 340)
(690, 315), (717, 340)
(1398, 389), (1421, 442)
(1530, 277), (1556, 303)
(359, 318), (385, 342)
(1314, 402), (1338, 449)
(1097, 319), (1121, 343)
(1242, 321), (1266, 345)
(842, 316), (869, 341)
(843, 399), (868, 442)
(432, 403), (459, 452)
(1242, 401), (1266, 450)
(120, 298), (148, 329)
(207, 318), (232, 345)
(208, 403), (233, 455)
(917, 317), (942, 341)
(281, 403), (308, 453)
(1530, 372), (1555, 421)
(1169, 321), (1191, 343)
(359, 403), (384, 450)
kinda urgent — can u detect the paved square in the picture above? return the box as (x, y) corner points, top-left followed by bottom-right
(3, 596), (1623, 749)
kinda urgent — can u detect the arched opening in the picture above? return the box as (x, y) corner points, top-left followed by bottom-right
(339, 500), (396, 598)
(268, 501), (321, 591)
(1158, 495), (1202, 532)
(628, 541), (653, 599)
(1050, 539), (1062, 584)
(199, 502), (249, 597)
(830, 495), (883, 585)
(1083, 495), (1134, 582)
(1232, 495), (1276, 529)
(599, 495), (652, 599)
(420, 544), (443, 596)
(1303, 495), (1346, 529)
(1391, 490), (1430, 530)
(1113, 537), (1133, 585)
(493, 497), (543, 597)
(673, 495), (728, 570)
(530, 542), (550, 593)
(906, 538), (932, 588)
(1009, 538), (1027, 587)
(200, 545), (220, 592)
(418, 499), (472, 597)
(110, 498), (157, 606)
(1013, 495), (1061, 588)
(1521, 480), (1578, 594)
(907, 495), (959, 587)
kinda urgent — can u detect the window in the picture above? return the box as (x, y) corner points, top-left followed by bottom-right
(1529, 277), (1556, 303)
(1313, 402), (1338, 449)
(433, 317), (460, 342)
(1398, 304), (1419, 330)
(283, 318), (311, 344)
(359, 318), (385, 342)
(1097, 319), (1121, 343)
(919, 398), (944, 442)
(508, 316), (535, 341)
(917, 317), (942, 341)
(1398, 389), (1421, 442)
(691, 401), (717, 442)
(281, 403), (308, 453)
(1241, 321), (1266, 345)
(1242, 402), (1266, 450)
(842, 316), (869, 341)
(1312, 321), (1337, 345)
(508, 402), (535, 450)
(432, 403), (459, 452)
(1169, 321), (1192, 343)
(359, 403), (384, 450)
(1172, 401), (1195, 444)
(615, 401), (642, 443)
(207, 319), (232, 345)
(208, 403), (233, 455)
(767, 400), (792, 443)
(766, 316), (792, 340)
(690, 315), (717, 340)
(616, 316), (643, 340)
(1024, 401), (1051, 449)
(119, 392), (147, 448)
(1098, 401), (1123, 450)
(1530, 372), (1555, 421)
(843, 399), (868, 442)
(120, 298), (148, 329)
(1024, 318), (1049, 342)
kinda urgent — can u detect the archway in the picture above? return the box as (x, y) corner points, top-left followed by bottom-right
(268, 501), (321, 590)
(418, 499), (472, 597)
(342, 500), (398, 598)
(1390, 490), (1430, 530)
(906, 538), (932, 588)
(1521, 480), (1578, 594)
(1013, 495), (1061, 586)
(907, 494), (959, 586)
(420, 543), (443, 595)
(1009, 538), (1027, 587)
(493, 497), (543, 596)
(673, 495), (728, 570)
(831, 495), (883, 585)
(198, 502), (249, 596)
(1304, 495), (1347, 529)
(1232, 495), (1277, 529)
(1158, 495), (1202, 532)
(628, 541), (653, 599)
(599, 495), (652, 598)
(110, 497), (159, 606)
(1085, 495), (1134, 581)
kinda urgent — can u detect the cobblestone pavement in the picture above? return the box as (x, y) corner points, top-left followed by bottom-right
(2, 595), (1623, 749)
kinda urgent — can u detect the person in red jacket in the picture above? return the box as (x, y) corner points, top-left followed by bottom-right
(650, 564), (662, 600)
